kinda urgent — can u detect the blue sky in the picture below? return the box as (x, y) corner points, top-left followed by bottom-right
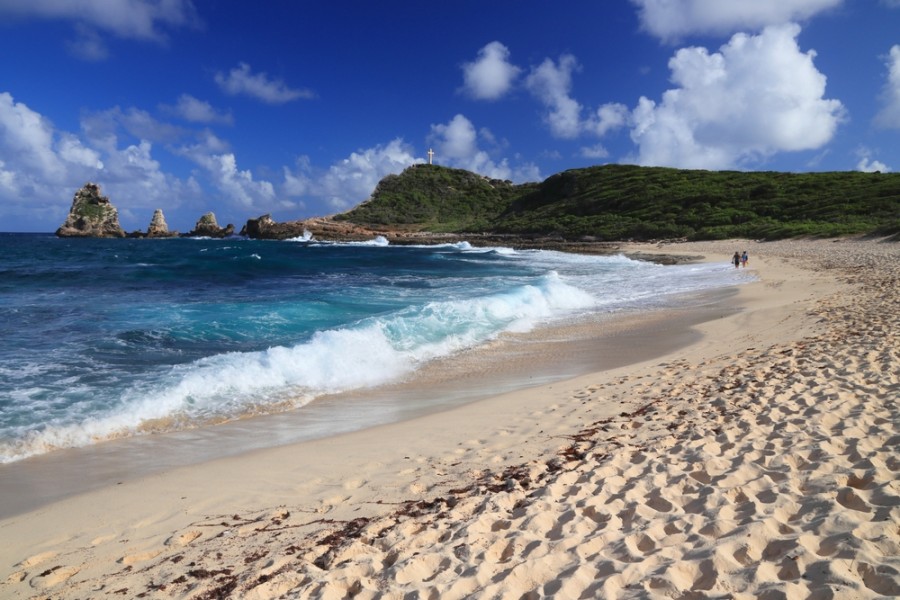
(0, 0), (898, 233)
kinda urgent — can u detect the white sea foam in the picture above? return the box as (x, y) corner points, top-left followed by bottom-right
(0, 272), (598, 463)
(286, 230), (314, 242)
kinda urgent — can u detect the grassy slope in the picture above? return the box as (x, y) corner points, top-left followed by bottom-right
(337, 164), (900, 241)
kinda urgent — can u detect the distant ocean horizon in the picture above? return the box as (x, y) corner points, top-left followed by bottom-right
(0, 233), (754, 464)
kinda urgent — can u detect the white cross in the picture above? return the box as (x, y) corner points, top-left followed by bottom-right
(427, 148), (434, 164)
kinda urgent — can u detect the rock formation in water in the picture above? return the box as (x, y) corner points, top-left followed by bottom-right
(189, 212), (234, 238)
(241, 214), (382, 241)
(241, 214), (307, 239)
(145, 209), (178, 238)
(55, 183), (126, 238)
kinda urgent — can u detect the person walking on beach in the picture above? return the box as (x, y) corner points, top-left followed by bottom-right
(733, 252), (741, 268)
(741, 251), (749, 267)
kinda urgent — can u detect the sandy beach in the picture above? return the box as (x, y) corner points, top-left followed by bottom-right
(1, 237), (897, 599)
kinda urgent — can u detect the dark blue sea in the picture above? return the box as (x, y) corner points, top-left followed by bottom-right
(0, 233), (753, 464)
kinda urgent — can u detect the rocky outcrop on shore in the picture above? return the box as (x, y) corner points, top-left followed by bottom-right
(55, 183), (126, 238)
(188, 212), (234, 238)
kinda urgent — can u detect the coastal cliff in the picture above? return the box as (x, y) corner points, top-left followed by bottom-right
(55, 183), (126, 238)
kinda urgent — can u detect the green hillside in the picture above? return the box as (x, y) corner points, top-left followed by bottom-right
(336, 164), (900, 240)
(335, 163), (536, 232)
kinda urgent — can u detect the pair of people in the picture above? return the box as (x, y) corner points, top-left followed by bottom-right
(733, 251), (749, 268)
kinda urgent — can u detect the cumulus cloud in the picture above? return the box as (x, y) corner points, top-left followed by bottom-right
(524, 55), (584, 139)
(461, 41), (521, 100)
(875, 45), (900, 129)
(0, 92), (67, 181)
(588, 103), (631, 137)
(215, 63), (314, 104)
(429, 114), (509, 178)
(162, 94), (234, 125)
(630, 0), (842, 41)
(627, 24), (845, 169)
(282, 139), (420, 212)
(174, 132), (275, 210)
(856, 147), (891, 172)
(0, 91), (198, 229)
(427, 114), (540, 182)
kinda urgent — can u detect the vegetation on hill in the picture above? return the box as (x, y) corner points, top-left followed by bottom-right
(334, 164), (536, 232)
(336, 164), (900, 241)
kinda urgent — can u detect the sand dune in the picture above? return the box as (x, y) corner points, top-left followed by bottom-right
(2, 237), (897, 599)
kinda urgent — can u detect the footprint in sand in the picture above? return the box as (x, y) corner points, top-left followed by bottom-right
(6, 571), (26, 584)
(343, 478), (366, 490)
(165, 530), (202, 546)
(121, 549), (163, 565)
(835, 487), (871, 512)
(91, 533), (117, 545)
(29, 565), (80, 588)
(19, 551), (58, 568)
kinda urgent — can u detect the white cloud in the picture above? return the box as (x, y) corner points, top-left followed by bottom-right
(164, 94), (233, 125)
(580, 144), (611, 159)
(429, 114), (506, 177)
(57, 133), (104, 169)
(0, 92), (66, 181)
(215, 63), (314, 104)
(875, 45), (900, 129)
(461, 41), (521, 100)
(282, 139), (420, 212)
(174, 134), (275, 210)
(524, 55), (584, 139)
(588, 103), (631, 137)
(627, 24), (845, 169)
(857, 157), (891, 173)
(427, 114), (540, 182)
(631, 0), (842, 41)
(856, 147), (892, 172)
(318, 140), (420, 211)
(0, 0), (199, 40)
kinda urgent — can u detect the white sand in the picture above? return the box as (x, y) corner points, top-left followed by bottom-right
(1, 237), (897, 599)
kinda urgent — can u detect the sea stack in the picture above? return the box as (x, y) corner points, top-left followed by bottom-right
(189, 212), (234, 238)
(55, 183), (126, 238)
(146, 209), (178, 238)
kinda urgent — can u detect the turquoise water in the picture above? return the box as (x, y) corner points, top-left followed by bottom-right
(0, 233), (752, 463)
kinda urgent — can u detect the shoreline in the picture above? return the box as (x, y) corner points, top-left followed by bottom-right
(1, 238), (897, 599)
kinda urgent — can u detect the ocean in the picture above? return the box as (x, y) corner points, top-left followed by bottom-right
(0, 233), (753, 465)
